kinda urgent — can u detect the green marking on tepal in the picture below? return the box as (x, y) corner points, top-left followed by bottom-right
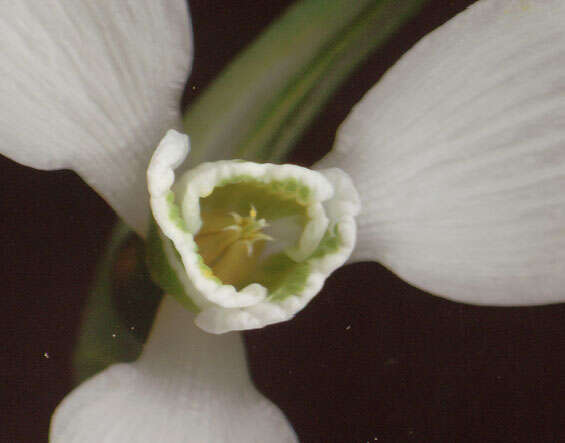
(248, 252), (311, 302)
(166, 191), (188, 232)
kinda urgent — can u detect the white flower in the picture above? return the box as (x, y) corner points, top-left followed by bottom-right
(146, 130), (359, 333)
(1, 0), (564, 442)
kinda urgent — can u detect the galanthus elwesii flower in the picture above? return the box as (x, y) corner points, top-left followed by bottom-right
(1, 0), (564, 442)
(147, 130), (359, 334)
(1, 1), (296, 441)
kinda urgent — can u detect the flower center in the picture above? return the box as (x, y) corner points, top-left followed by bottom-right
(194, 205), (273, 287)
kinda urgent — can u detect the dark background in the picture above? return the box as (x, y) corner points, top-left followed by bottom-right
(2, 1), (565, 442)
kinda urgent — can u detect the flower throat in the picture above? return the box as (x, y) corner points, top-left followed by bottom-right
(194, 205), (272, 288)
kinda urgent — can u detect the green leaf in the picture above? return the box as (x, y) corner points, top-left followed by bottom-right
(184, 0), (373, 164)
(242, 0), (429, 162)
(184, 0), (428, 164)
(72, 223), (162, 385)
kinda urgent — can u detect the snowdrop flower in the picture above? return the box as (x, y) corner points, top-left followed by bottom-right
(1, 1), (296, 441)
(0, 0), (563, 442)
(146, 130), (359, 334)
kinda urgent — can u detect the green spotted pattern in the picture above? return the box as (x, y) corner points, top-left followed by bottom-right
(216, 175), (312, 206)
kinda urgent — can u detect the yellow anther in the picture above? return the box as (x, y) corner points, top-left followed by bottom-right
(249, 205), (257, 219)
(195, 203), (273, 287)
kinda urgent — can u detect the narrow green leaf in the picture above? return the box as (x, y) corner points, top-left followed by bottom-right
(184, 0), (374, 165)
(242, 0), (429, 162)
(184, 0), (428, 164)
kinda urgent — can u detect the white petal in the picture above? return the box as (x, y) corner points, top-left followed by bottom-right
(0, 0), (193, 234)
(317, 0), (565, 305)
(50, 297), (297, 443)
